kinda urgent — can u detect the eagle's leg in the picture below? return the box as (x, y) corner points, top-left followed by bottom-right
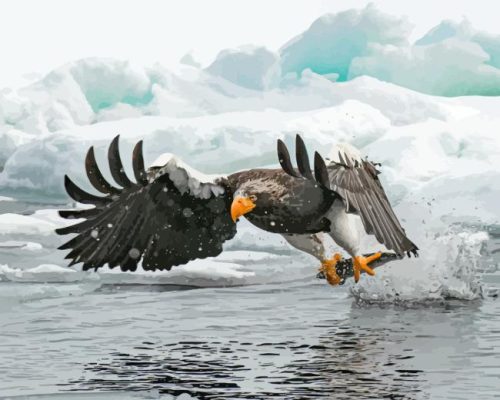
(327, 203), (382, 283)
(282, 233), (342, 286)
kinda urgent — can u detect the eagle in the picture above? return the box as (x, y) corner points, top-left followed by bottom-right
(56, 134), (418, 285)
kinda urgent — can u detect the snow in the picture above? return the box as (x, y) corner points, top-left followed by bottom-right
(206, 45), (280, 90)
(0, 213), (58, 236)
(180, 51), (201, 68)
(280, 5), (411, 81)
(0, 6), (499, 303)
(278, 5), (500, 96)
(0, 241), (42, 251)
(350, 39), (500, 96)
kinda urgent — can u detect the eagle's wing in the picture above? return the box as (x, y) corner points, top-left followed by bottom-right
(56, 136), (236, 271)
(326, 144), (418, 257)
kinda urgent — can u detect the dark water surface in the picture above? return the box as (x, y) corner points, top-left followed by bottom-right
(1, 280), (499, 399)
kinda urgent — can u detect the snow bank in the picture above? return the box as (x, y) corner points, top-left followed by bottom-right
(0, 97), (390, 198)
(206, 46), (280, 90)
(350, 39), (500, 96)
(280, 5), (500, 96)
(2, 6), (500, 142)
(1, 86), (499, 223)
(280, 4), (411, 81)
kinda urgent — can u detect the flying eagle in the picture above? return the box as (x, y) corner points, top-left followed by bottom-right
(56, 135), (418, 285)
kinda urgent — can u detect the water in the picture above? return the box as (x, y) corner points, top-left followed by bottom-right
(0, 202), (499, 399)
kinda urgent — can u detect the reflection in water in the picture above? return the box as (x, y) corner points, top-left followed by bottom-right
(64, 325), (425, 399)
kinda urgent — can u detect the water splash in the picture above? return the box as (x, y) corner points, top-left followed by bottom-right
(350, 225), (488, 304)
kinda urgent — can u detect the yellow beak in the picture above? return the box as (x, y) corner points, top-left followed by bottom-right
(231, 196), (256, 222)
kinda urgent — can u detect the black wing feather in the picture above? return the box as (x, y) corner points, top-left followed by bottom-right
(132, 140), (148, 185)
(63, 175), (110, 206)
(277, 135), (332, 193)
(277, 139), (300, 178)
(314, 151), (331, 189)
(58, 208), (100, 220)
(85, 146), (121, 195)
(295, 134), (314, 180)
(108, 135), (133, 188)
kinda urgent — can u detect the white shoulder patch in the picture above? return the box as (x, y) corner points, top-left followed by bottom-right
(327, 142), (364, 166)
(149, 154), (226, 199)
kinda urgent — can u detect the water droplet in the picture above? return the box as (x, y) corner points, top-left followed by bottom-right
(128, 248), (141, 259)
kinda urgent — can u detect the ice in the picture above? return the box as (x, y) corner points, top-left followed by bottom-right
(0, 129), (35, 170)
(416, 19), (500, 70)
(280, 5), (500, 96)
(0, 133), (16, 169)
(280, 5), (411, 81)
(0, 213), (57, 236)
(2, 6), (500, 139)
(0, 241), (42, 251)
(350, 39), (500, 96)
(347, 15), (500, 96)
(0, 264), (79, 282)
(180, 51), (202, 68)
(206, 45), (280, 90)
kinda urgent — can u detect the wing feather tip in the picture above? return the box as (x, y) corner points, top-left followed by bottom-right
(277, 138), (300, 178)
(132, 139), (148, 185)
(295, 134), (314, 180)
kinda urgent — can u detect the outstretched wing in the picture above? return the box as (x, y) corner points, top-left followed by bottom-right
(56, 136), (237, 271)
(326, 144), (418, 257)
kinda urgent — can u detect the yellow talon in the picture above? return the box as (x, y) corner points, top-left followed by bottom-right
(353, 252), (382, 283)
(319, 253), (342, 286)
